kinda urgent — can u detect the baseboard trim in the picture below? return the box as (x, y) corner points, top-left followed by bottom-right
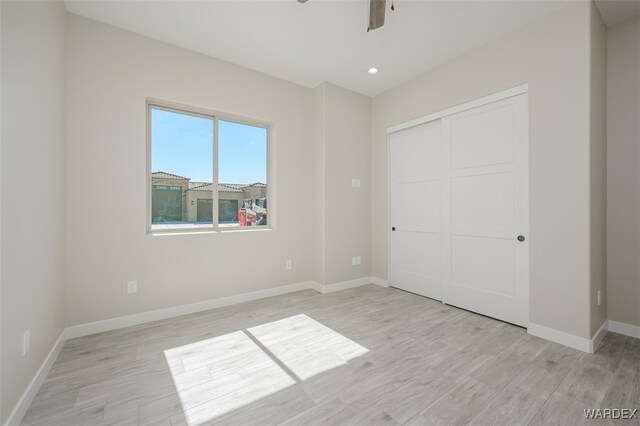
(528, 322), (595, 353)
(590, 320), (609, 353)
(66, 277), (388, 339)
(608, 319), (640, 339)
(66, 281), (317, 339)
(309, 281), (324, 293)
(4, 329), (67, 426)
(320, 277), (373, 294)
(314, 276), (389, 294)
(370, 276), (389, 287)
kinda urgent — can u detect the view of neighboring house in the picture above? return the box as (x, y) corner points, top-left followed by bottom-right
(151, 171), (267, 224)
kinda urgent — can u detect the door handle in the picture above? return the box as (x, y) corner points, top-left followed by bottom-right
(392, 227), (396, 231)
(517, 235), (525, 242)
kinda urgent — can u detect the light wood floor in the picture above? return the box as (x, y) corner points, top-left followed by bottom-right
(22, 285), (640, 426)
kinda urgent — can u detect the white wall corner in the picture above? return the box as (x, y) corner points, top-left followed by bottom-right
(308, 281), (325, 294)
(321, 277), (373, 293)
(528, 322), (594, 353)
(321, 276), (389, 293)
(608, 319), (640, 339)
(590, 320), (609, 353)
(370, 276), (389, 287)
(4, 329), (67, 426)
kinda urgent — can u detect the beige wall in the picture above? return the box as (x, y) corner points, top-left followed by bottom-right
(1, 3), (3, 418)
(372, 1), (597, 339)
(313, 83), (371, 284)
(66, 15), (314, 326)
(1, 1), (67, 423)
(589, 3), (608, 336)
(1, 4), (3, 419)
(607, 17), (640, 327)
(312, 85), (326, 284)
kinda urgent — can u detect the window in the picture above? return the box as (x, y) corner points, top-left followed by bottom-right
(148, 103), (270, 232)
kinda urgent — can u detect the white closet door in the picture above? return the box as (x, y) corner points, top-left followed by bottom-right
(442, 93), (529, 327)
(389, 120), (443, 300)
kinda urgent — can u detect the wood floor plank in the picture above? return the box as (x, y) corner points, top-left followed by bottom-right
(555, 364), (614, 406)
(510, 343), (582, 399)
(379, 370), (458, 424)
(528, 391), (589, 426)
(467, 384), (546, 426)
(20, 285), (639, 426)
(279, 398), (355, 426)
(418, 377), (500, 425)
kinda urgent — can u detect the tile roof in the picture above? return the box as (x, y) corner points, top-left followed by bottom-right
(151, 171), (189, 180)
(219, 184), (243, 193)
(153, 172), (265, 193)
(221, 182), (267, 189)
(188, 181), (209, 189)
(188, 183), (243, 193)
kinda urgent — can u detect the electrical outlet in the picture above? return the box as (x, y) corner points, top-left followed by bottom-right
(23, 330), (30, 356)
(127, 280), (137, 294)
(351, 178), (361, 188)
(597, 290), (601, 306)
(352, 256), (362, 266)
(285, 260), (292, 270)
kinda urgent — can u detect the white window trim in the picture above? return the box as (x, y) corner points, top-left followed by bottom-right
(146, 99), (274, 235)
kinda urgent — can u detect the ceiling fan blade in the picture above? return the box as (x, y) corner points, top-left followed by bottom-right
(368, 0), (386, 31)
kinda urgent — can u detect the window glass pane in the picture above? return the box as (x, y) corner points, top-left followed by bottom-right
(218, 120), (268, 227)
(151, 108), (213, 226)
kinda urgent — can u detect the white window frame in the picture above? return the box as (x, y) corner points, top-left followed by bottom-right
(146, 99), (273, 235)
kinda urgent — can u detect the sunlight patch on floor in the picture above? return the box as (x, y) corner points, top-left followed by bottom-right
(248, 314), (369, 380)
(164, 314), (368, 425)
(165, 330), (295, 425)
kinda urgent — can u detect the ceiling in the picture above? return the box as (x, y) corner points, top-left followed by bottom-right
(65, 0), (573, 97)
(594, 0), (640, 26)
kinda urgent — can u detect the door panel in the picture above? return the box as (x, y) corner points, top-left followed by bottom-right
(393, 232), (442, 297)
(390, 121), (442, 300)
(451, 172), (515, 230)
(451, 236), (515, 296)
(450, 104), (514, 169)
(395, 125), (441, 178)
(394, 180), (440, 233)
(443, 94), (528, 327)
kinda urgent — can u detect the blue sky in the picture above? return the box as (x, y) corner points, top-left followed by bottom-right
(151, 108), (267, 184)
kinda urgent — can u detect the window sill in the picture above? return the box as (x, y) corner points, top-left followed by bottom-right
(149, 224), (272, 236)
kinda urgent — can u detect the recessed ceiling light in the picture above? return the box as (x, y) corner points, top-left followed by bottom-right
(367, 67), (379, 75)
